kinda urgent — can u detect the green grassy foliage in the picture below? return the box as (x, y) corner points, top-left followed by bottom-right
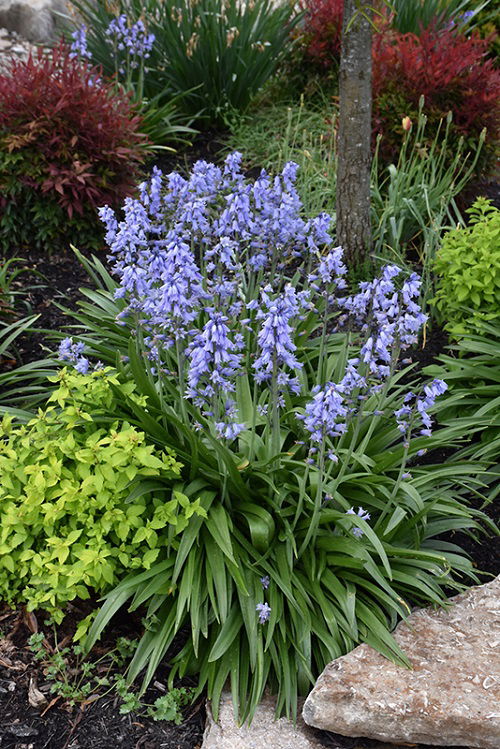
(68, 0), (300, 126)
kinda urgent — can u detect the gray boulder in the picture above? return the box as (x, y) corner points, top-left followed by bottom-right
(0, 0), (68, 43)
(303, 576), (500, 748)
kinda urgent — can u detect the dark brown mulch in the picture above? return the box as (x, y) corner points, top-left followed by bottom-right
(2, 247), (95, 370)
(146, 129), (229, 176)
(0, 687), (204, 749)
(0, 606), (206, 749)
(456, 177), (500, 215)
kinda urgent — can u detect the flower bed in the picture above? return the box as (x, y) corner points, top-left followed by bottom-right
(0, 2), (499, 745)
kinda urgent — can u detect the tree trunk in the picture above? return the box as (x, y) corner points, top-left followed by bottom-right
(336, 0), (373, 269)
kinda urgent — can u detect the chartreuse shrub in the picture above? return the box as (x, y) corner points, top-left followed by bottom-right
(432, 198), (500, 337)
(0, 367), (207, 621)
(0, 44), (146, 254)
(55, 154), (497, 723)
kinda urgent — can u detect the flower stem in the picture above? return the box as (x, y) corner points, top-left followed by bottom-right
(270, 354), (280, 460)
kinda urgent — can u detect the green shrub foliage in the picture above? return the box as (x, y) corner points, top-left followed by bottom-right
(0, 368), (207, 619)
(433, 198), (500, 336)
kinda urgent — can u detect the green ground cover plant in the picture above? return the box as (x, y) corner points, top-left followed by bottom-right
(0, 367), (208, 619)
(432, 198), (500, 337)
(67, 0), (300, 126)
(45, 156), (497, 723)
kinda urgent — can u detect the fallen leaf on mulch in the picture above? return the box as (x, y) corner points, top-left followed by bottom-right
(28, 676), (48, 708)
(0, 636), (15, 655)
(0, 654), (26, 671)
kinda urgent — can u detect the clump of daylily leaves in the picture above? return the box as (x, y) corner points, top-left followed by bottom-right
(62, 153), (489, 722)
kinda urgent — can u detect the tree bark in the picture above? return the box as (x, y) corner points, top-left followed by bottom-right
(336, 0), (373, 269)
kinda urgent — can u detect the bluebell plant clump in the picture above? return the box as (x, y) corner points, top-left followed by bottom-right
(69, 25), (91, 60)
(81, 153), (449, 627)
(55, 155), (493, 723)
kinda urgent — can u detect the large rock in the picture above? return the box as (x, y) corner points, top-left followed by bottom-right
(0, 0), (67, 43)
(203, 692), (328, 749)
(303, 576), (500, 748)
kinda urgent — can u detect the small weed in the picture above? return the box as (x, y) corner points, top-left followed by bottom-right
(27, 629), (193, 724)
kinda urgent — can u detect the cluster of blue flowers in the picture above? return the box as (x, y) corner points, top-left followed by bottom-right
(256, 574), (271, 623)
(301, 383), (348, 445)
(95, 154), (449, 446)
(101, 152), (332, 302)
(299, 265), (432, 459)
(342, 265), (427, 380)
(251, 284), (309, 397)
(106, 15), (155, 65)
(99, 153), (348, 434)
(346, 506), (371, 538)
(58, 338), (90, 375)
(308, 245), (347, 295)
(395, 378), (448, 445)
(70, 25), (91, 60)
(70, 16), (155, 72)
(449, 9), (475, 28)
